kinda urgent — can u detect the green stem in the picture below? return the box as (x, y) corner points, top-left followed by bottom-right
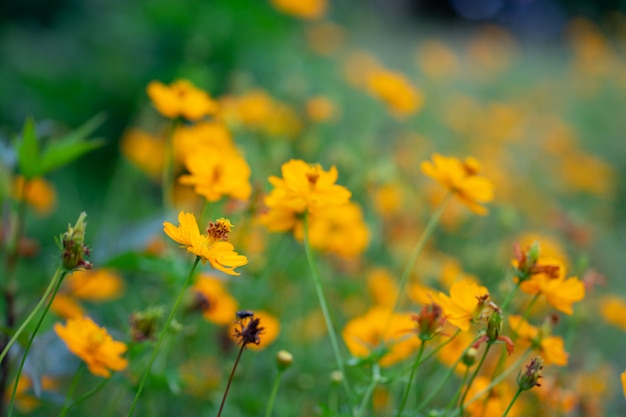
(7, 268), (66, 417)
(0, 268), (65, 364)
(357, 363), (381, 417)
(127, 256), (201, 417)
(265, 370), (284, 417)
(501, 388), (522, 417)
(500, 282), (520, 312)
(302, 215), (355, 411)
(445, 365), (469, 413)
(396, 341), (427, 417)
(217, 343), (246, 417)
(69, 377), (109, 409)
(162, 119), (179, 212)
(458, 343), (492, 417)
(58, 363), (85, 417)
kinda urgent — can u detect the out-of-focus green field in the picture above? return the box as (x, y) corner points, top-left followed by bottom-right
(1, 1), (626, 416)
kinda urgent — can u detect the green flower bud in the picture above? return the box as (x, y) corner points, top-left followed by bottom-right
(57, 212), (92, 271)
(276, 350), (293, 371)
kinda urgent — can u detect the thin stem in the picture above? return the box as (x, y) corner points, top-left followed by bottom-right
(500, 282), (520, 312)
(458, 343), (492, 417)
(501, 389), (522, 417)
(58, 363), (85, 417)
(265, 370), (284, 417)
(357, 363), (381, 417)
(8, 268), (66, 417)
(127, 256), (201, 417)
(0, 268), (65, 364)
(396, 341), (427, 417)
(69, 377), (109, 409)
(302, 215), (355, 409)
(217, 344), (246, 417)
(445, 365), (469, 413)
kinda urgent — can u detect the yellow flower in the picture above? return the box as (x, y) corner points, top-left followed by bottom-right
(599, 296), (626, 330)
(178, 145), (252, 203)
(147, 79), (218, 120)
(342, 307), (420, 367)
(519, 261), (585, 315)
(51, 294), (85, 319)
(366, 268), (398, 308)
(4, 375), (58, 413)
(435, 279), (489, 332)
(65, 269), (124, 301)
(12, 176), (56, 215)
(366, 68), (424, 117)
(228, 310), (281, 350)
(191, 274), (238, 325)
(621, 370), (626, 398)
(464, 376), (520, 417)
(540, 336), (568, 366)
(421, 154), (494, 215)
(163, 212), (248, 275)
(173, 121), (234, 164)
(508, 315), (568, 367)
(120, 128), (165, 179)
(270, 0), (326, 20)
(54, 316), (128, 378)
(306, 96), (338, 123)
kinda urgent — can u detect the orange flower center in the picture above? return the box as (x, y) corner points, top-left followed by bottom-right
(206, 218), (233, 241)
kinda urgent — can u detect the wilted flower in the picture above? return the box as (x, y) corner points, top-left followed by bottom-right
(54, 316), (128, 378)
(517, 357), (544, 391)
(229, 311), (280, 351)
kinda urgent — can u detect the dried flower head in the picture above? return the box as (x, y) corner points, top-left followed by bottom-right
(57, 212), (92, 271)
(517, 357), (544, 391)
(233, 313), (265, 348)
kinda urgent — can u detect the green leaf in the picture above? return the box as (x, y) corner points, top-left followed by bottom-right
(16, 116), (41, 179)
(39, 113), (106, 174)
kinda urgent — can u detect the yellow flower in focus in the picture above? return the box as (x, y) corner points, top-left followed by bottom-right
(366, 68), (424, 117)
(51, 294), (85, 319)
(306, 96), (338, 123)
(270, 0), (326, 20)
(421, 154), (494, 215)
(54, 316), (128, 378)
(599, 296), (626, 330)
(228, 310), (280, 350)
(163, 212), (248, 275)
(435, 279), (489, 332)
(342, 307), (420, 367)
(191, 275), (238, 325)
(12, 176), (56, 215)
(65, 269), (124, 301)
(147, 79), (218, 120)
(120, 128), (165, 179)
(178, 145), (252, 203)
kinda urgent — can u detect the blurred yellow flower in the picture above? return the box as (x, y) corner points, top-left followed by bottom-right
(270, 0), (326, 20)
(12, 176), (56, 215)
(540, 336), (568, 367)
(179, 358), (221, 398)
(228, 310), (280, 350)
(464, 376), (520, 417)
(621, 370), (626, 398)
(421, 154), (494, 215)
(65, 269), (124, 301)
(191, 274), (238, 325)
(599, 296), (626, 330)
(306, 96), (338, 123)
(51, 293), (85, 319)
(367, 268), (398, 308)
(342, 307), (420, 367)
(163, 212), (248, 275)
(173, 121), (234, 164)
(436, 328), (476, 370)
(54, 316), (128, 378)
(5, 375), (58, 413)
(366, 68), (424, 117)
(508, 315), (568, 367)
(178, 145), (252, 203)
(147, 79), (218, 120)
(120, 128), (165, 179)
(435, 279), (489, 332)
(372, 182), (404, 218)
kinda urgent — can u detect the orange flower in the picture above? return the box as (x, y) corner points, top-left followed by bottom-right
(147, 79), (218, 120)
(65, 269), (124, 301)
(621, 370), (626, 398)
(435, 279), (489, 332)
(163, 212), (248, 275)
(599, 296), (626, 330)
(270, 0), (326, 20)
(51, 294), (85, 319)
(54, 316), (128, 378)
(519, 261), (585, 315)
(12, 176), (56, 215)
(540, 336), (568, 366)
(366, 68), (424, 117)
(120, 128), (165, 179)
(306, 96), (338, 122)
(421, 154), (494, 215)
(508, 315), (568, 367)
(342, 307), (420, 367)
(191, 275), (238, 325)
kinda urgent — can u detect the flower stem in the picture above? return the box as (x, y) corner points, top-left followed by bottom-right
(7, 268), (66, 417)
(59, 363), (85, 417)
(68, 377), (110, 409)
(0, 268), (65, 365)
(127, 256), (201, 417)
(302, 215), (355, 412)
(501, 388), (522, 417)
(265, 369), (284, 417)
(217, 343), (246, 417)
(500, 282), (520, 312)
(396, 341), (426, 417)
(458, 343), (492, 417)
(445, 365), (469, 413)
(357, 363), (381, 417)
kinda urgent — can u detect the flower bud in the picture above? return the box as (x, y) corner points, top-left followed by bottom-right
(486, 309), (503, 341)
(329, 370), (343, 385)
(58, 212), (92, 271)
(276, 350), (293, 371)
(517, 357), (543, 391)
(462, 347), (478, 366)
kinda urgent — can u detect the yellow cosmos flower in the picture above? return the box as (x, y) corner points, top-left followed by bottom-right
(173, 121), (234, 164)
(120, 128), (165, 179)
(270, 0), (326, 20)
(519, 261), (585, 315)
(51, 294), (85, 319)
(599, 296), (626, 330)
(367, 268), (398, 308)
(464, 376), (520, 417)
(435, 279), (489, 332)
(421, 154), (494, 215)
(163, 212), (248, 275)
(54, 316), (128, 378)
(508, 315), (568, 366)
(366, 68), (424, 117)
(147, 79), (218, 120)
(178, 145), (252, 203)
(342, 307), (420, 367)
(12, 176), (56, 215)
(191, 275), (238, 325)
(65, 269), (124, 301)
